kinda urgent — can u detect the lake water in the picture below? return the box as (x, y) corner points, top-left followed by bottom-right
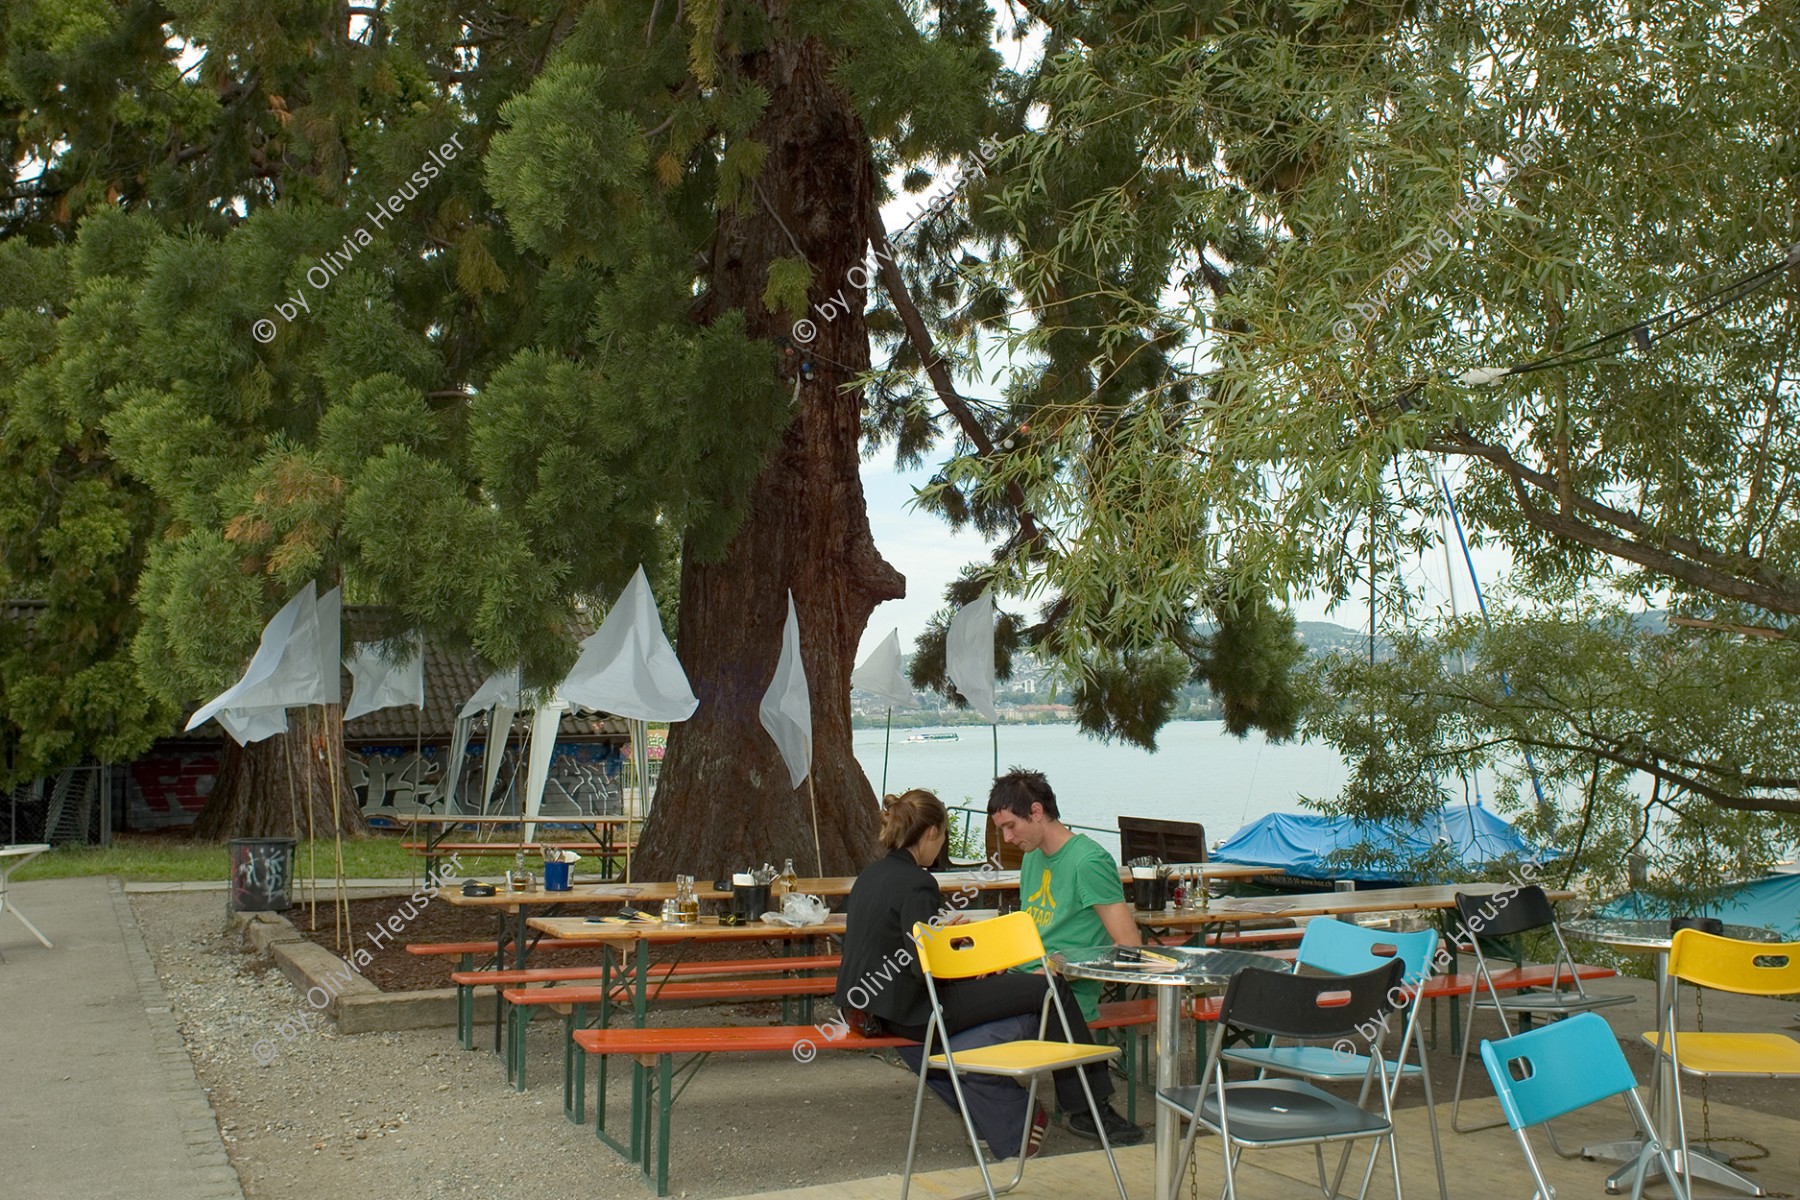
(853, 719), (1350, 858)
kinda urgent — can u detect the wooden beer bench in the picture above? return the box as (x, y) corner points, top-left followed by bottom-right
(573, 996), (1163, 1197)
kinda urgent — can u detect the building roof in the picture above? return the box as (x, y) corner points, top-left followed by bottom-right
(340, 623), (626, 743)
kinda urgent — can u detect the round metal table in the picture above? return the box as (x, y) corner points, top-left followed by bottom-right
(1562, 917), (1782, 1196)
(1052, 943), (1287, 1200)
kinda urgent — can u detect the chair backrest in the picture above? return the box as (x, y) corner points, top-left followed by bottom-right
(1453, 884), (1556, 940)
(1479, 1012), (1639, 1131)
(1118, 815), (1207, 864)
(1296, 918), (1439, 988)
(1668, 929), (1800, 996)
(983, 820), (1024, 871)
(911, 912), (1046, 979)
(1219, 958), (1404, 1041)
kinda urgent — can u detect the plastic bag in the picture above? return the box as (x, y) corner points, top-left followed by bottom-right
(762, 893), (830, 926)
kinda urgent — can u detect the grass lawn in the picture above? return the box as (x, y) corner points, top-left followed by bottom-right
(11, 831), (567, 883)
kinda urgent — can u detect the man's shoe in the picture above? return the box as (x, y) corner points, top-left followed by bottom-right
(1066, 1103), (1145, 1146)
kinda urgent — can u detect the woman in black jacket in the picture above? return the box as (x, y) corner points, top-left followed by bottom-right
(835, 789), (1141, 1149)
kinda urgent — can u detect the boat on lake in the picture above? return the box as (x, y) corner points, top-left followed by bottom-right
(903, 732), (960, 743)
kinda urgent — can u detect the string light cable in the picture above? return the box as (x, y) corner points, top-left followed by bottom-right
(1450, 240), (1800, 388)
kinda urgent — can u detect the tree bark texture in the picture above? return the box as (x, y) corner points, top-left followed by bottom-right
(634, 16), (905, 880)
(194, 706), (367, 841)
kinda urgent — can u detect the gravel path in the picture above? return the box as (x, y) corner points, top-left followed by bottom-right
(130, 891), (1096, 1199)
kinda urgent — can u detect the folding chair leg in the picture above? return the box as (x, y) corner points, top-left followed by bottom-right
(1624, 1090), (1689, 1200)
(940, 1059), (1003, 1200)
(1514, 1128), (1559, 1200)
(1071, 1056), (1131, 1200)
(1451, 998), (1514, 1133)
(898, 1053), (933, 1200)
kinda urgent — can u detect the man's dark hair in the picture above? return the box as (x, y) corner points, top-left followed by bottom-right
(988, 768), (1059, 820)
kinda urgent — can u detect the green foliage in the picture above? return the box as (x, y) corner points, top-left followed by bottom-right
(0, 1), (796, 787)
(1299, 612), (1800, 896)
(762, 255), (813, 321)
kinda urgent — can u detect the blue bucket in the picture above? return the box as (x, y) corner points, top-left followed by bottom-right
(544, 860), (573, 891)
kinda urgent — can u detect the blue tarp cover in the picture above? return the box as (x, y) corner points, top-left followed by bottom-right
(1211, 804), (1550, 881)
(1598, 872), (1800, 939)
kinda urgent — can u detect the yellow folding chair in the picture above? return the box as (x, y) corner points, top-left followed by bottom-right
(901, 912), (1129, 1200)
(1645, 929), (1800, 1196)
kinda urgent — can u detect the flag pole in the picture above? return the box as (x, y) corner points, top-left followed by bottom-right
(991, 722), (998, 779)
(808, 775), (824, 876)
(881, 706), (892, 795)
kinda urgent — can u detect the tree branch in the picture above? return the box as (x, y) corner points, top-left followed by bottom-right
(1426, 428), (1800, 613)
(868, 221), (1043, 552)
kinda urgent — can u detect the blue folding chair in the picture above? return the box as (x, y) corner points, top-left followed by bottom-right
(1479, 1012), (1685, 1200)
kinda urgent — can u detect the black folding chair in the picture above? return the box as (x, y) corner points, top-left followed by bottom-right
(1159, 959), (1408, 1200)
(1450, 885), (1633, 1146)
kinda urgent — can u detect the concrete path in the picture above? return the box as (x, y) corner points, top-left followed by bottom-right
(0, 876), (244, 1200)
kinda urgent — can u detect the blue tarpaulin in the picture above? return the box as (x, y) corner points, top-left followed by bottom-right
(1212, 803), (1550, 883)
(1598, 872), (1800, 939)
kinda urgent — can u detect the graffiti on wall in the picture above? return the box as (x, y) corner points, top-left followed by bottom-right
(128, 749), (220, 830)
(350, 742), (624, 818)
(122, 740), (627, 830)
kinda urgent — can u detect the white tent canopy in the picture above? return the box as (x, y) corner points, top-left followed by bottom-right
(521, 698), (568, 843)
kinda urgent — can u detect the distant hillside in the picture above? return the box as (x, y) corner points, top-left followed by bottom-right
(1294, 621), (1377, 656)
(852, 621), (1371, 724)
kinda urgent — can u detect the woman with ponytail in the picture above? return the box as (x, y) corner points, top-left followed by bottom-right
(834, 789), (1142, 1154)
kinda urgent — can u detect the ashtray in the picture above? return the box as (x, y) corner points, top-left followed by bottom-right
(462, 881), (497, 897)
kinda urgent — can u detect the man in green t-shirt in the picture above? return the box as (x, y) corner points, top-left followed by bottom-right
(988, 768), (1144, 1144)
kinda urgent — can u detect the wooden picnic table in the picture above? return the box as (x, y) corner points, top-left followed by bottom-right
(444, 872), (999, 967)
(391, 812), (636, 883)
(1133, 881), (1577, 931)
(444, 862), (1280, 970)
(528, 913), (848, 1168)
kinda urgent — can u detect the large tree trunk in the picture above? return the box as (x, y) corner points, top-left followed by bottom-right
(193, 706), (367, 841)
(633, 18), (904, 881)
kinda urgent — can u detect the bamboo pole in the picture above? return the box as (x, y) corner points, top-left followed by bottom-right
(808, 774), (823, 876)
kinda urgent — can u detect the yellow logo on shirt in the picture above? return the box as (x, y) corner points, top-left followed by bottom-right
(1025, 869), (1054, 928)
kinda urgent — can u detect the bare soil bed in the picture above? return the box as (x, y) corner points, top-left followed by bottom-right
(287, 894), (795, 992)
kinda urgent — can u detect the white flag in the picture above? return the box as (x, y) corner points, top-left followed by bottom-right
(759, 591), (813, 789)
(459, 666), (521, 719)
(344, 633), (425, 719)
(945, 591), (997, 722)
(185, 582), (328, 743)
(560, 566), (698, 722)
(852, 629), (913, 707)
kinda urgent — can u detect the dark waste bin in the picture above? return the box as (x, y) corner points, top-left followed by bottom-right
(228, 837), (297, 912)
